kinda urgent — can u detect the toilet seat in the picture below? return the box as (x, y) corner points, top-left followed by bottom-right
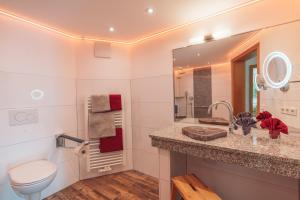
(9, 160), (57, 186)
(11, 173), (56, 187)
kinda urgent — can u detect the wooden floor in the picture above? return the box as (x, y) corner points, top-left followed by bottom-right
(45, 170), (159, 200)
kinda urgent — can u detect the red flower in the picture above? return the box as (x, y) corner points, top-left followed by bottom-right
(260, 117), (288, 134)
(256, 111), (272, 121)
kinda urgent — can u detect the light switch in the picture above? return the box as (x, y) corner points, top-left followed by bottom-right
(9, 109), (39, 126)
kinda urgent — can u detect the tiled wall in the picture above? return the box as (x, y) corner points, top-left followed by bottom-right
(131, 75), (174, 178)
(0, 18), (134, 199)
(193, 67), (212, 118)
(0, 16), (79, 199)
(76, 41), (133, 179)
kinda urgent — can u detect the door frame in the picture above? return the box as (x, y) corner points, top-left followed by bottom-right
(231, 43), (260, 115)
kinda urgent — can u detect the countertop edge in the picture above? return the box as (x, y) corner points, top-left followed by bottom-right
(150, 134), (300, 179)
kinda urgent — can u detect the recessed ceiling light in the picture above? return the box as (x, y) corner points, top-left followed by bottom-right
(109, 27), (115, 32)
(146, 7), (154, 14)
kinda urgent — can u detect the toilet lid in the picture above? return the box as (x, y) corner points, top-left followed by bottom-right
(8, 160), (57, 185)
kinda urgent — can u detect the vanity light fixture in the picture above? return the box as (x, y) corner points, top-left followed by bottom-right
(189, 36), (205, 44)
(189, 33), (220, 44)
(212, 30), (231, 40)
(263, 51), (292, 89)
(146, 7), (154, 14)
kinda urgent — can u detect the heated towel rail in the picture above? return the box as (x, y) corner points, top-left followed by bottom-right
(84, 96), (125, 173)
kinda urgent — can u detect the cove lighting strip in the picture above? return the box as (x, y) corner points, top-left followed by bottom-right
(0, 0), (263, 45)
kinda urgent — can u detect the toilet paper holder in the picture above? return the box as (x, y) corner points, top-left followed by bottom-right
(56, 134), (89, 154)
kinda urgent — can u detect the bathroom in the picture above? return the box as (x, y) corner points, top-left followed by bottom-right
(0, 0), (300, 199)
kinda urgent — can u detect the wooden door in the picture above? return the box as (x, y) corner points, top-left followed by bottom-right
(232, 61), (246, 115)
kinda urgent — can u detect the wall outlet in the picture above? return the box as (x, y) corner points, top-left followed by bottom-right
(281, 107), (297, 116)
(9, 109), (39, 126)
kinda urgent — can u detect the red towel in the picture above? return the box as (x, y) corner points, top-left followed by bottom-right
(109, 94), (122, 111)
(99, 128), (123, 153)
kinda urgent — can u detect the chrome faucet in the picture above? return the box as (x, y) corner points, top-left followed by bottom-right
(208, 101), (237, 134)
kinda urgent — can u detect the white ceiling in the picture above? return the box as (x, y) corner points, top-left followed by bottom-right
(173, 31), (257, 68)
(0, 0), (252, 41)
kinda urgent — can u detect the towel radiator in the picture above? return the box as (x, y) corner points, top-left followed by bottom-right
(84, 96), (125, 173)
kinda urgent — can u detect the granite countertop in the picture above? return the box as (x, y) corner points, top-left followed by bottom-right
(150, 123), (300, 179)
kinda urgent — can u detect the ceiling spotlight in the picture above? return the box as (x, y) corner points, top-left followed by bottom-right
(109, 27), (115, 32)
(146, 7), (154, 14)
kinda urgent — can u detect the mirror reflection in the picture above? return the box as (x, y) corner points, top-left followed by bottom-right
(173, 21), (300, 129)
(268, 57), (287, 83)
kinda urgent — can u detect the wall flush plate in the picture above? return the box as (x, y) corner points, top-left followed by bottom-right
(9, 109), (39, 126)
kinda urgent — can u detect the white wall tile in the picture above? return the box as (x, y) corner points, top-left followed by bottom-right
(159, 149), (170, 182)
(159, 179), (171, 200)
(132, 126), (159, 154)
(131, 75), (174, 103)
(132, 102), (173, 129)
(0, 72), (76, 109)
(76, 42), (131, 80)
(133, 149), (159, 178)
(0, 15), (77, 78)
(0, 106), (77, 147)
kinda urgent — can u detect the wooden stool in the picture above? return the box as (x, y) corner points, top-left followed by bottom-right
(171, 174), (221, 200)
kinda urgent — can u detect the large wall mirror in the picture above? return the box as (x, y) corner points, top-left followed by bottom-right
(173, 20), (300, 129)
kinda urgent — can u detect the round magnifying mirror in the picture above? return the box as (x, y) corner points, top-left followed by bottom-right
(263, 52), (292, 89)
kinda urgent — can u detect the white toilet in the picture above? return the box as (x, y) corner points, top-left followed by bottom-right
(8, 160), (57, 200)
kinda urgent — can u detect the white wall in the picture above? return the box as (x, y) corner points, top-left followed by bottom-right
(0, 15), (79, 199)
(76, 41), (133, 179)
(130, 0), (300, 199)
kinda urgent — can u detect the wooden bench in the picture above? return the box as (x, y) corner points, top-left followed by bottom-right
(171, 174), (221, 200)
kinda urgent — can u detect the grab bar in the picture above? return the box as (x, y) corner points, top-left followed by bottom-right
(56, 134), (89, 148)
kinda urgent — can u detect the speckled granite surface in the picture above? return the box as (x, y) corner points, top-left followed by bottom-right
(150, 123), (300, 179)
